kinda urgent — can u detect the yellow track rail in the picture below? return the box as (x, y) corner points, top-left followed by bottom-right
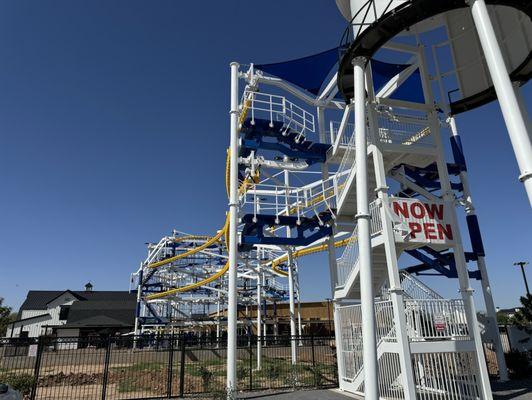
(270, 237), (353, 277)
(147, 215), (229, 269)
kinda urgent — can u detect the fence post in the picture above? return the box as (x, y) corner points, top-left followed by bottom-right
(30, 337), (44, 400)
(310, 333), (317, 387)
(249, 336), (253, 391)
(101, 336), (112, 400)
(167, 335), (174, 398)
(179, 335), (186, 398)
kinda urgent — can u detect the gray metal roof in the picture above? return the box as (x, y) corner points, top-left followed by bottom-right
(19, 290), (135, 311)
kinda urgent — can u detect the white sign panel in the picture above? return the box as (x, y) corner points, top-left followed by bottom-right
(391, 198), (454, 245)
(28, 344), (38, 357)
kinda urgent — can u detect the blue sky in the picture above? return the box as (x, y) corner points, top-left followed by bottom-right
(0, 1), (530, 310)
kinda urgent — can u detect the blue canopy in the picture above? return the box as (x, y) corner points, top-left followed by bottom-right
(256, 47), (425, 104)
(256, 48), (339, 95)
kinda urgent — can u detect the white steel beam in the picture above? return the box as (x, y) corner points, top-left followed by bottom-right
(227, 62), (239, 399)
(448, 116), (509, 381)
(353, 57), (379, 400)
(418, 43), (494, 398)
(468, 0), (532, 206)
(367, 63), (417, 400)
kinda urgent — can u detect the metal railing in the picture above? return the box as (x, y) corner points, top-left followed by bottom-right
(0, 335), (337, 400)
(328, 120), (355, 146)
(241, 174), (338, 223)
(334, 125), (357, 203)
(400, 271), (443, 300)
(337, 300), (396, 385)
(377, 113), (434, 148)
(335, 200), (382, 288)
(412, 352), (482, 400)
(240, 90), (315, 136)
(335, 227), (359, 288)
(404, 299), (470, 341)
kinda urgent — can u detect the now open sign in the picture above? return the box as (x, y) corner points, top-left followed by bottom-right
(391, 198), (454, 244)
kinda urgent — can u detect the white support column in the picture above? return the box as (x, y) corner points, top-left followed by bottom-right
(284, 169), (298, 364)
(256, 267), (262, 370)
(468, 0), (532, 206)
(287, 250), (297, 364)
(227, 61), (240, 399)
(448, 116), (509, 381)
(431, 119), (494, 400)
(216, 290), (221, 348)
(353, 57), (379, 400)
(134, 268), (143, 338)
(295, 262), (303, 343)
(367, 66), (417, 400)
(418, 42), (493, 399)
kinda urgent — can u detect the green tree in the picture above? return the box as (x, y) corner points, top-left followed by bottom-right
(0, 297), (16, 336)
(497, 311), (510, 325)
(510, 294), (532, 334)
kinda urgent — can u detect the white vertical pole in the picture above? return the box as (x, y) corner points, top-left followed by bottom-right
(448, 116), (509, 381)
(468, 0), (532, 206)
(262, 271), (267, 345)
(295, 263), (303, 343)
(284, 169), (298, 364)
(366, 63), (416, 400)
(353, 56), (379, 400)
(432, 123), (494, 400)
(134, 268), (143, 337)
(227, 61), (240, 399)
(287, 251), (297, 364)
(418, 43), (493, 398)
(216, 290), (221, 348)
(256, 269), (262, 370)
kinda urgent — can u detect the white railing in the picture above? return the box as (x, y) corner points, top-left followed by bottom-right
(400, 271), (443, 300)
(240, 90), (315, 136)
(413, 352), (482, 400)
(328, 120), (355, 146)
(334, 127), (357, 203)
(404, 299), (470, 341)
(338, 300), (396, 383)
(267, 279), (288, 293)
(377, 113), (434, 148)
(338, 304), (364, 381)
(375, 300), (396, 342)
(336, 227), (359, 288)
(336, 200), (383, 288)
(241, 175), (338, 222)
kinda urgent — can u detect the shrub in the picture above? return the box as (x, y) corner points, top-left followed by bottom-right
(263, 361), (281, 382)
(3, 373), (35, 396)
(505, 350), (531, 379)
(236, 363), (248, 380)
(198, 365), (214, 392)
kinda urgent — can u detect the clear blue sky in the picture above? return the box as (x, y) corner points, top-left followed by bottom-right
(0, 1), (530, 310)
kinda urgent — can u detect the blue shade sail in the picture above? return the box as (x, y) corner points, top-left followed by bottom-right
(256, 48), (340, 95)
(256, 47), (425, 104)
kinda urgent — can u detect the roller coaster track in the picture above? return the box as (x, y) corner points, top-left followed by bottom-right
(145, 97), (348, 299)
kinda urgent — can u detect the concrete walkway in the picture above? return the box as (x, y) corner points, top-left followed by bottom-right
(238, 379), (532, 399)
(240, 390), (354, 400)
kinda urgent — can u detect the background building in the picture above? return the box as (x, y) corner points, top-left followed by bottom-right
(5, 284), (136, 339)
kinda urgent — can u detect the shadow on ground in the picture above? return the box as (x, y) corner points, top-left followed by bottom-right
(492, 377), (532, 400)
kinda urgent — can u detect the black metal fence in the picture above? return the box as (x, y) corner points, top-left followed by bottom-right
(0, 335), (338, 399)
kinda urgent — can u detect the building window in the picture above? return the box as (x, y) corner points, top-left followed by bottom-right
(59, 305), (71, 320)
